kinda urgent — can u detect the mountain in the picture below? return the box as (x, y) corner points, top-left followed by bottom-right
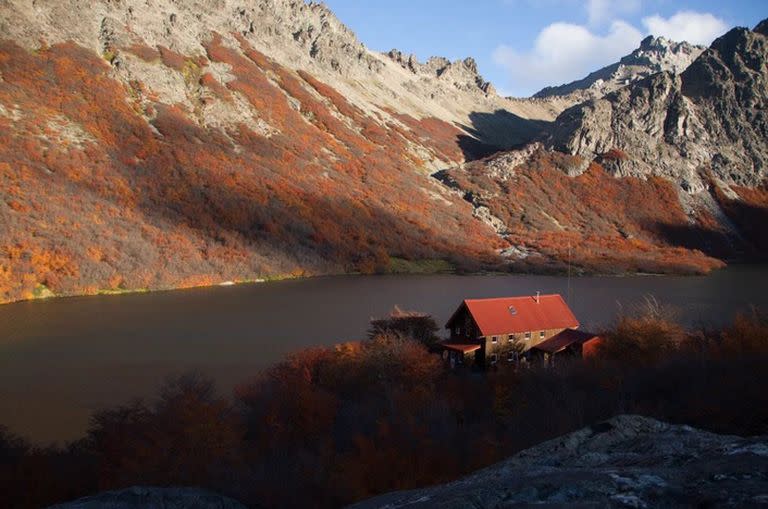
(534, 36), (705, 102)
(549, 23), (767, 191)
(350, 415), (768, 508)
(439, 21), (768, 274)
(0, 1), (765, 304)
(0, 0), (565, 303)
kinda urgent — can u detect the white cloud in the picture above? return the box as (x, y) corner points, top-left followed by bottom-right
(493, 20), (643, 96)
(642, 11), (729, 45)
(587, 0), (640, 26)
(492, 8), (729, 97)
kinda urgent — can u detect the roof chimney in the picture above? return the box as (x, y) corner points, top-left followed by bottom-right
(535, 291), (540, 303)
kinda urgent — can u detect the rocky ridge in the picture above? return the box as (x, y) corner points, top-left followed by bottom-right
(435, 22), (768, 272)
(534, 36), (705, 102)
(0, 0), (558, 149)
(349, 415), (768, 508)
(386, 50), (496, 95)
(548, 21), (768, 191)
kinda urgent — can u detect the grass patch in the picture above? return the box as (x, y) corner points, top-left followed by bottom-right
(32, 284), (54, 299)
(102, 49), (117, 64)
(97, 287), (149, 296)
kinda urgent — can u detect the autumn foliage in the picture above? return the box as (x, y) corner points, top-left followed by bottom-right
(444, 150), (733, 275)
(2, 307), (768, 508)
(0, 37), (499, 303)
(0, 35), (760, 304)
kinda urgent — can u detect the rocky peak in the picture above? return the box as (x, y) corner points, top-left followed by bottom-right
(622, 35), (705, 74)
(534, 35), (704, 100)
(755, 18), (768, 37)
(386, 49), (496, 95)
(548, 21), (768, 190)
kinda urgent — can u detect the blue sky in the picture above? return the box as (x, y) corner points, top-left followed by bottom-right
(322, 0), (766, 97)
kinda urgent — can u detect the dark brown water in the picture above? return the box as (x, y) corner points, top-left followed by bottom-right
(1, 266), (767, 443)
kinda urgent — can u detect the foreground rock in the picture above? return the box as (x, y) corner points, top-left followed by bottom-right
(349, 415), (768, 508)
(49, 487), (247, 509)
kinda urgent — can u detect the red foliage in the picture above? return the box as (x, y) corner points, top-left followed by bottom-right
(386, 109), (466, 163)
(714, 183), (768, 255)
(123, 43), (161, 62)
(599, 148), (629, 161)
(447, 151), (727, 275)
(199, 72), (232, 101)
(0, 38), (500, 303)
(157, 45), (207, 71)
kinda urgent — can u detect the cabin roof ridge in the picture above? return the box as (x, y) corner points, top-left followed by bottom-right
(464, 294), (563, 303)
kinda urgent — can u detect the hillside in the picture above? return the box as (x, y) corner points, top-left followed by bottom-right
(441, 21), (768, 274)
(0, 2), (766, 303)
(0, 0), (561, 303)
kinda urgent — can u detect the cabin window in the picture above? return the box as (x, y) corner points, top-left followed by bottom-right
(455, 327), (461, 336)
(508, 334), (516, 342)
(525, 332), (531, 340)
(540, 331), (546, 339)
(508, 351), (518, 363)
(490, 353), (498, 364)
(491, 336), (498, 343)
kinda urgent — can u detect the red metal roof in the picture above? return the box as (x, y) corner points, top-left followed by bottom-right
(532, 329), (600, 354)
(441, 342), (482, 353)
(449, 294), (579, 336)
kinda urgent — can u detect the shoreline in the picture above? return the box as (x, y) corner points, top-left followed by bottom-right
(0, 261), (745, 308)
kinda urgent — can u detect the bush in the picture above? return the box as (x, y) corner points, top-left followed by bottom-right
(367, 307), (441, 350)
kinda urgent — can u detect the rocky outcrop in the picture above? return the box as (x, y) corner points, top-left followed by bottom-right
(548, 20), (768, 191)
(387, 50), (496, 95)
(534, 36), (704, 102)
(349, 415), (768, 508)
(49, 487), (247, 509)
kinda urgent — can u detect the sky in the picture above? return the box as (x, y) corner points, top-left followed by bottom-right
(321, 0), (766, 97)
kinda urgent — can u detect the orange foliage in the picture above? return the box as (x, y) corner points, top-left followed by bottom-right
(714, 183), (768, 255)
(123, 43), (161, 62)
(387, 109), (466, 163)
(0, 37), (500, 303)
(447, 151), (727, 274)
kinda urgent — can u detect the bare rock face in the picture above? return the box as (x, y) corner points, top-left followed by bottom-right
(548, 20), (768, 191)
(534, 36), (704, 101)
(387, 50), (496, 96)
(349, 415), (768, 508)
(0, 0), (380, 77)
(0, 0), (557, 150)
(48, 487), (247, 509)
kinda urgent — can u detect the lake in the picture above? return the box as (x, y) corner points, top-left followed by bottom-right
(1, 266), (767, 443)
